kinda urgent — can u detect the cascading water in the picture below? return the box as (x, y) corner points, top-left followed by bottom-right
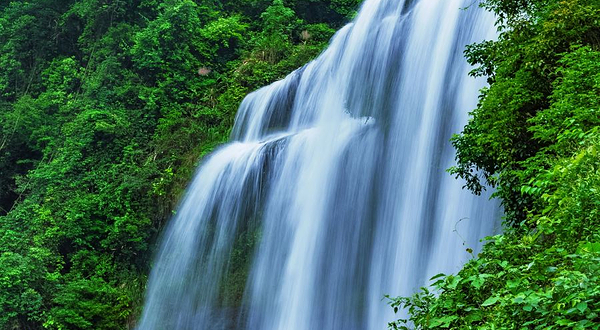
(137, 0), (500, 329)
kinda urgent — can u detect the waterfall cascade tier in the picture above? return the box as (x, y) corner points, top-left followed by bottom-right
(137, 0), (500, 329)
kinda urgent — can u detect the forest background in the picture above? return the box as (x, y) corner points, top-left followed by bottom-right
(0, 0), (360, 328)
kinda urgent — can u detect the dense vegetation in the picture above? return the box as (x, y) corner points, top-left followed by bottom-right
(389, 0), (600, 328)
(4, 0), (598, 328)
(0, 0), (360, 328)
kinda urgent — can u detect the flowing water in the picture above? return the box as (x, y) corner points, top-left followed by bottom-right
(137, 0), (500, 329)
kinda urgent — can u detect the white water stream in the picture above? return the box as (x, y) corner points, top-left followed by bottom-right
(138, 0), (499, 329)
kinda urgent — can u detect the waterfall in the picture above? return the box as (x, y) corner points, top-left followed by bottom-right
(137, 0), (499, 329)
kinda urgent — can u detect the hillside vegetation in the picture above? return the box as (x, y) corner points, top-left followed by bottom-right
(0, 0), (360, 328)
(389, 0), (600, 328)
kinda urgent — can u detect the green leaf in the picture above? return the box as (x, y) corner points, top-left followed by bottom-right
(447, 275), (462, 289)
(430, 273), (446, 281)
(481, 296), (500, 307)
(576, 302), (587, 313)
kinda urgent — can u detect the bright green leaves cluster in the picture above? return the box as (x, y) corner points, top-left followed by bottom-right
(0, 0), (360, 329)
(450, 0), (600, 224)
(390, 0), (600, 328)
(390, 206), (600, 329)
(262, 0), (298, 36)
(391, 231), (600, 328)
(530, 47), (600, 152)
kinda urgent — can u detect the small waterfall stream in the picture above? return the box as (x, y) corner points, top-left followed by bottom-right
(137, 0), (500, 329)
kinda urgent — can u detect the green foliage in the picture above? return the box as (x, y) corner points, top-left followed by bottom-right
(262, 0), (298, 35)
(450, 0), (600, 224)
(0, 0), (361, 328)
(389, 136), (600, 328)
(391, 0), (600, 328)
